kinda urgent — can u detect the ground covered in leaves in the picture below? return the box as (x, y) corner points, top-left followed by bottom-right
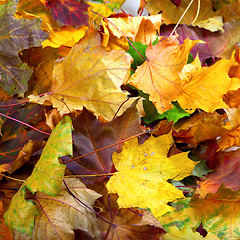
(0, 0), (240, 239)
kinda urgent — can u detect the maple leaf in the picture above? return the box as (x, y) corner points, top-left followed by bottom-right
(0, 101), (48, 174)
(103, 13), (163, 45)
(128, 36), (199, 113)
(46, 0), (89, 28)
(145, 0), (220, 32)
(159, 185), (240, 240)
(164, 225), (220, 239)
(173, 111), (228, 148)
(63, 101), (141, 184)
(28, 30), (135, 120)
(41, 25), (88, 48)
(177, 58), (239, 113)
(194, 142), (240, 197)
(99, 208), (165, 239)
(106, 132), (198, 218)
(31, 178), (101, 239)
(0, 0), (48, 95)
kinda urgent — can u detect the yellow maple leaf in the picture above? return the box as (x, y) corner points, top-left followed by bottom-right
(29, 30), (135, 121)
(128, 36), (200, 113)
(102, 13), (163, 46)
(106, 132), (198, 218)
(177, 58), (239, 113)
(41, 25), (88, 48)
(88, 2), (113, 26)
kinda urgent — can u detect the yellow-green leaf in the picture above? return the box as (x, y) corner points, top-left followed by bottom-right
(4, 186), (39, 235)
(26, 116), (73, 196)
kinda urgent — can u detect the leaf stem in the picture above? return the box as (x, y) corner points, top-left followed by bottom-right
(91, 10), (148, 61)
(0, 112), (50, 135)
(0, 99), (29, 108)
(112, 98), (129, 119)
(0, 173), (25, 182)
(64, 130), (152, 163)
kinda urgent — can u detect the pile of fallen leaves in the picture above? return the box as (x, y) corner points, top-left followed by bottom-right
(0, 0), (240, 239)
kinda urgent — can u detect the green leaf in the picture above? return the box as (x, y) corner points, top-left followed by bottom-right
(142, 100), (190, 124)
(26, 116), (73, 196)
(4, 186), (39, 235)
(127, 39), (158, 72)
(165, 102), (190, 123)
(142, 99), (166, 124)
(127, 41), (147, 71)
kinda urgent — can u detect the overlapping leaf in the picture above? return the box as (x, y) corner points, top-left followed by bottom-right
(128, 36), (200, 113)
(64, 101), (141, 184)
(146, 0), (222, 32)
(106, 132), (197, 218)
(159, 185), (240, 239)
(4, 117), (72, 235)
(0, 101), (48, 174)
(0, 0), (48, 95)
(45, 0), (89, 28)
(29, 30), (135, 120)
(99, 208), (165, 240)
(31, 178), (101, 239)
(103, 13), (162, 45)
(194, 141), (240, 197)
(26, 116), (72, 196)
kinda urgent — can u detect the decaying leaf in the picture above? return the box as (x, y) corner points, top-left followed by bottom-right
(103, 13), (162, 45)
(25, 116), (72, 196)
(28, 30), (135, 121)
(99, 208), (166, 240)
(164, 225), (220, 240)
(4, 186), (39, 235)
(64, 101), (141, 184)
(31, 178), (101, 239)
(0, 0), (48, 95)
(159, 185), (240, 240)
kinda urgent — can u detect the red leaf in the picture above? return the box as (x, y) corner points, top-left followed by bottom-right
(46, 0), (89, 28)
(0, 101), (49, 172)
(196, 141), (240, 197)
(63, 101), (141, 184)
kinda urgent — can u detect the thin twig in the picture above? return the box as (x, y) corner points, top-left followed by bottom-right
(169, 0), (195, 37)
